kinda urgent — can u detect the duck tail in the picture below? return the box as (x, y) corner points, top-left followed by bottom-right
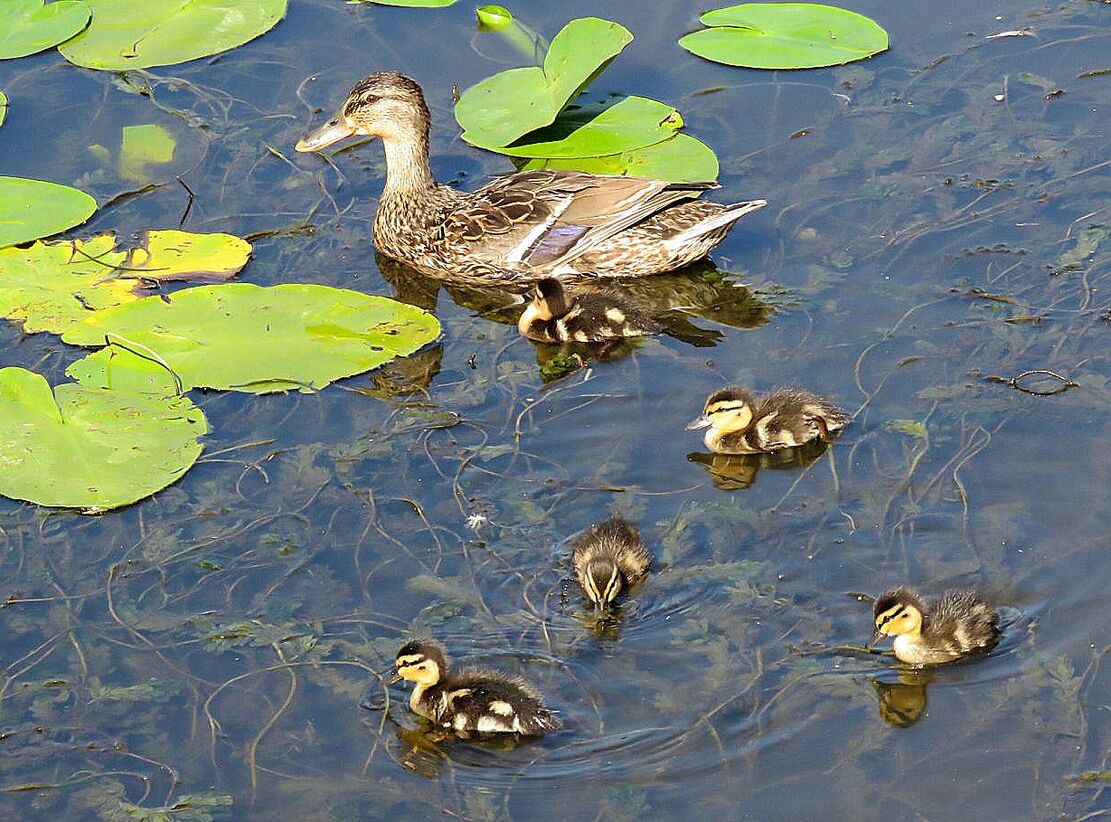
(668, 198), (768, 246)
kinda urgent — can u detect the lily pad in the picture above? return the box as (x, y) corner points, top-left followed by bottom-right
(0, 91), (7, 128)
(476, 96), (682, 159)
(0, 231), (252, 334)
(120, 124), (176, 182)
(0, 367), (207, 511)
(67, 343), (184, 396)
(63, 283), (442, 394)
(679, 3), (889, 70)
(456, 17), (633, 148)
(58, 0), (287, 71)
(521, 133), (719, 183)
(0, 0), (90, 60)
(0, 176), (97, 250)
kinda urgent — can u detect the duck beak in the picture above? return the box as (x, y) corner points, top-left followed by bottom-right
(866, 627), (884, 649)
(295, 118), (356, 153)
(686, 414), (712, 431)
(385, 671), (402, 685)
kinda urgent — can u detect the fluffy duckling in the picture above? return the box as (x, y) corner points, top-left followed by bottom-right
(870, 588), (1001, 665)
(686, 385), (850, 454)
(392, 639), (561, 735)
(518, 279), (660, 344)
(570, 517), (652, 609)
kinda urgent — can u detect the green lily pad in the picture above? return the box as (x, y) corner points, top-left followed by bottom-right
(476, 96), (682, 159)
(0, 231), (252, 334)
(0, 367), (207, 511)
(521, 133), (719, 182)
(0, 91), (7, 128)
(63, 283), (442, 394)
(58, 0), (287, 71)
(0, 176), (97, 250)
(120, 124), (176, 182)
(456, 17), (633, 148)
(679, 3), (889, 70)
(67, 342), (184, 396)
(0, 0), (90, 60)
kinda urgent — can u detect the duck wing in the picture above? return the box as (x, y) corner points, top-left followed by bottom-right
(443, 169), (717, 272)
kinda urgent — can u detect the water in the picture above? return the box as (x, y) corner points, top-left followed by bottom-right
(1, 0), (1108, 819)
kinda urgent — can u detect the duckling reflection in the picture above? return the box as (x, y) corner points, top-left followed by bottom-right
(391, 722), (535, 778)
(687, 439), (829, 489)
(872, 669), (934, 728)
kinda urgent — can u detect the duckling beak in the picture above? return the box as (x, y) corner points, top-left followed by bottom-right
(295, 118), (356, 153)
(866, 627), (885, 648)
(385, 671), (402, 686)
(686, 414), (712, 431)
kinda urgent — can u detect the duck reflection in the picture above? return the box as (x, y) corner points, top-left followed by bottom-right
(375, 252), (774, 356)
(871, 668), (934, 728)
(687, 439), (829, 490)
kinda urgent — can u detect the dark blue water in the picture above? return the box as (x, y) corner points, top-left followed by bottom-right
(1, 0), (1108, 819)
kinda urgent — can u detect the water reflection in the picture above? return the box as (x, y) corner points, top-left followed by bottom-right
(686, 439), (829, 489)
(375, 251), (774, 341)
(872, 669), (934, 728)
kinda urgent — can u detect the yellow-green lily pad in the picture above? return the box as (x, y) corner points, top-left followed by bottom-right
(0, 0), (90, 60)
(63, 283), (442, 395)
(0, 91), (7, 128)
(0, 176), (97, 250)
(59, 0), (287, 71)
(488, 96), (682, 159)
(520, 133), (720, 183)
(0, 367), (207, 512)
(679, 3), (889, 70)
(456, 17), (632, 148)
(0, 230), (252, 334)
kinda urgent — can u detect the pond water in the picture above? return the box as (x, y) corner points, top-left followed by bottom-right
(1, 0), (1108, 819)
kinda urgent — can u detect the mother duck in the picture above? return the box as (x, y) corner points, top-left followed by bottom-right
(295, 72), (766, 284)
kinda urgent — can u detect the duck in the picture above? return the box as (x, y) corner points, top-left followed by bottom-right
(869, 587), (1001, 665)
(391, 639), (562, 735)
(570, 516), (652, 609)
(294, 72), (767, 284)
(686, 385), (851, 454)
(518, 279), (660, 343)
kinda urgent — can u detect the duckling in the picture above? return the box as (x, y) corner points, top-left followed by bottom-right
(392, 639), (561, 735)
(570, 516), (652, 609)
(870, 587), (1001, 665)
(518, 279), (660, 344)
(686, 385), (850, 454)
